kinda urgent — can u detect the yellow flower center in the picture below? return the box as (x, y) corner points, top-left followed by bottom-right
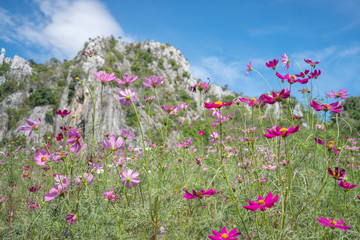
(258, 199), (265, 205)
(126, 177), (131, 182)
(75, 138), (79, 144)
(290, 75), (296, 80)
(335, 93), (340, 97)
(330, 220), (337, 225)
(215, 101), (223, 106)
(221, 233), (229, 239)
(196, 192), (203, 196)
(328, 141), (335, 145)
(41, 157), (47, 162)
(250, 98), (256, 102)
(280, 128), (288, 133)
(333, 172), (340, 178)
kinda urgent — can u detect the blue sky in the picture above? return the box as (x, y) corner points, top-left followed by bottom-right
(1, 0), (360, 100)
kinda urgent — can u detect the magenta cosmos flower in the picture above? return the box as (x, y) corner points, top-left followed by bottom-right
(316, 217), (351, 231)
(118, 88), (136, 106)
(326, 89), (350, 100)
(184, 189), (215, 199)
(19, 118), (41, 137)
(189, 78), (210, 93)
(103, 188), (117, 201)
(34, 149), (51, 166)
(266, 58), (279, 70)
(315, 138), (339, 155)
(276, 72), (308, 84)
(65, 214), (77, 225)
(245, 61), (252, 75)
(310, 100), (343, 113)
(328, 167), (345, 180)
(204, 101), (233, 109)
(263, 89), (290, 104)
(239, 95), (265, 107)
(115, 74), (138, 87)
(295, 70), (309, 78)
(75, 173), (94, 187)
(208, 226), (241, 240)
(338, 181), (357, 190)
(56, 110), (71, 117)
(121, 169), (140, 189)
(67, 128), (82, 154)
(304, 58), (320, 67)
(281, 53), (290, 70)
(264, 125), (299, 138)
(103, 134), (124, 152)
(84, 49), (94, 57)
(243, 191), (279, 212)
(143, 75), (163, 88)
(94, 71), (116, 83)
(309, 69), (321, 79)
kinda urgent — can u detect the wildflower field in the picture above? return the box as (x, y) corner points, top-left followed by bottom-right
(1, 52), (360, 240)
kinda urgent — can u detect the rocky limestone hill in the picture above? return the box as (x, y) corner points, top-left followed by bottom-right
(0, 36), (237, 146)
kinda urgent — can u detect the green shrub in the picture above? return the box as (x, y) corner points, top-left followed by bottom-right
(29, 88), (58, 107)
(0, 63), (10, 76)
(68, 83), (75, 104)
(158, 58), (164, 69)
(182, 71), (190, 78)
(169, 59), (178, 71)
(45, 111), (54, 124)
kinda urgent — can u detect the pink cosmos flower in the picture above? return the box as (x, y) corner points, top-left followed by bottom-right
(337, 181), (357, 190)
(115, 74), (138, 87)
(34, 149), (51, 166)
(177, 138), (193, 148)
(263, 89), (290, 104)
(239, 95), (266, 107)
(281, 53), (290, 70)
(326, 89), (350, 100)
(120, 129), (135, 140)
(264, 125), (299, 138)
(83, 49), (94, 57)
(310, 100), (343, 113)
(144, 96), (155, 104)
(245, 61), (252, 75)
(178, 103), (189, 110)
(204, 101), (233, 109)
(94, 71), (116, 83)
(103, 188), (118, 201)
(118, 88), (136, 106)
(121, 169), (140, 189)
(211, 112), (234, 127)
(262, 164), (277, 170)
(276, 72), (308, 84)
(67, 128), (82, 154)
(45, 175), (69, 201)
(103, 134), (124, 152)
(304, 59), (320, 68)
(184, 189), (215, 199)
(75, 173), (94, 187)
(169, 107), (179, 116)
(243, 191), (279, 212)
(266, 58), (279, 70)
(209, 132), (220, 145)
(199, 131), (205, 136)
(208, 226), (241, 240)
(143, 75), (163, 88)
(316, 217), (351, 231)
(189, 78), (210, 93)
(309, 70), (321, 79)
(66, 214), (77, 226)
(56, 110), (71, 117)
(328, 167), (345, 180)
(19, 118), (41, 137)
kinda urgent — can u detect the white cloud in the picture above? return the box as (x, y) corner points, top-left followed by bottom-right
(1, 0), (132, 61)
